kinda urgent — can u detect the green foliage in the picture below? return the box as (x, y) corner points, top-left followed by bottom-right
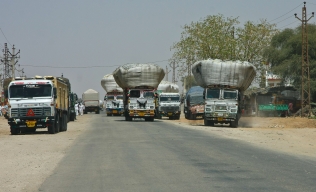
(170, 14), (278, 85)
(264, 24), (316, 101)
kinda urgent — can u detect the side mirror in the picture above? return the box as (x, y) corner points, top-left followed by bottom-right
(203, 90), (205, 99)
(53, 88), (57, 98)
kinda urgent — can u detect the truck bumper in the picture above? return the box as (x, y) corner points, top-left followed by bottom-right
(8, 116), (55, 129)
(128, 110), (154, 117)
(107, 108), (124, 115)
(159, 111), (181, 117)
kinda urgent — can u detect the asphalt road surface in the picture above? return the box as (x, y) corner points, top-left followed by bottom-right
(39, 112), (316, 192)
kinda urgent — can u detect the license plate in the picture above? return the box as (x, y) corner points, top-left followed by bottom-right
(113, 110), (117, 113)
(218, 113), (223, 116)
(138, 112), (145, 116)
(218, 117), (223, 121)
(26, 120), (36, 128)
(168, 112), (173, 116)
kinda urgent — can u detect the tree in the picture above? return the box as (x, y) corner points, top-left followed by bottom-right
(170, 14), (278, 87)
(264, 24), (316, 101)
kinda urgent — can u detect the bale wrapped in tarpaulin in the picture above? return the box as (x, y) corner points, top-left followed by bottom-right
(101, 74), (123, 93)
(113, 63), (165, 89)
(157, 81), (179, 93)
(192, 59), (256, 92)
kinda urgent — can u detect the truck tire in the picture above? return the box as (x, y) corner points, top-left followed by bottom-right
(69, 113), (75, 121)
(55, 115), (60, 133)
(48, 124), (56, 134)
(230, 120), (238, 128)
(96, 109), (100, 114)
(62, 113), (68, 132)
(10, 127), (20, 135)
(204, 118), (209, 126)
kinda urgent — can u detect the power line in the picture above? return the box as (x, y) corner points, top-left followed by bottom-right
(0, 28), (12, 46)
(20, 59), (170, 69)
(268, 3), (303, 23)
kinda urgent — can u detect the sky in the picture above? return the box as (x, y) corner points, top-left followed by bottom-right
(0, 0), (315, 99)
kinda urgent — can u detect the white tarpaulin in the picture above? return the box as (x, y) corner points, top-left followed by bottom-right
(113, 63), (165, 89)
(192, 59), (256, 92)
(82, 89), (99, 101)
(157, 81), (179, 93)
(101, 74), (123, 93)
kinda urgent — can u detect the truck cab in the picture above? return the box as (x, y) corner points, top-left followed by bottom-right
(105, 93), (124, 116)
(156, 92), (181, 120)
(124, 87), (156, 121)
(203, 87), (241, 128)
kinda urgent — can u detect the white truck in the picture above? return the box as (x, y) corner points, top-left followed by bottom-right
(6, 76), (70, 134)
(113, 63), (165, 121)
(155, 81), (181, 120)
(101, 74), (124, 116)
(192, 59), (256, 128)
(82, 89), (100, 114)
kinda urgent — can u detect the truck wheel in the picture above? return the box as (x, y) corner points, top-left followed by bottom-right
(230, 120), (238, 128)
(48, 123), (56, 134)
(55, 115), (60, 133)
(96, 110), (100, 114)
(69, 113), (75, 121)
(10, 128), (20, 135)
(63, 113), (68, 131)
(204, 118), (209, 126)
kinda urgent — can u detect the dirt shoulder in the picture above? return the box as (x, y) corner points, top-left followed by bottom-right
(167, 115), (316, 159)
(0, 114), (92, 192)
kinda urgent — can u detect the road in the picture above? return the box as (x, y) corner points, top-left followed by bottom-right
(39, 112), (316, 192)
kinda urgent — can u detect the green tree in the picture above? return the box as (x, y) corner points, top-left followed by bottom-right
(170, 14), (278, 86)
(264, 24), (316, 101)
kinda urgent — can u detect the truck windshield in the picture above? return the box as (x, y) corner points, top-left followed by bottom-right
(160, 96), (180, 102)
(9, 84), (52, 98)
(117, 95), (123, 100)
(129, 90), (140, 98)
(206, 89), (220, 99)
(189, 95), (204, 105)
(107, 95), (114, 100)
(143, 91), (154, 98)
(223, 90), (237, 99)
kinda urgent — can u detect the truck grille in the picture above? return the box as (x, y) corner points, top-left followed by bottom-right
(160, 106), (179, 112)
(11, 107), (51, 117)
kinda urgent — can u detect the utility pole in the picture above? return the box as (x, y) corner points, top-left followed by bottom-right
(169, 59), (178, 84)
(165, 66), (171, 81)
(8, 45), (20, 79)
(295, 2), (314, 117)
(2, 43), (10, 80)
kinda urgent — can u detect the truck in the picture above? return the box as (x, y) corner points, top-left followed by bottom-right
(113, 63), (165, 121)
(155, 81), (181, 120)
(82, 89), (100, 114)
(184, 86), (204, 120)
(69, 92), (78, 121)
(6, 75), (71, 134)
(101, 74), (124, 116)
(192, 59), (256, 128)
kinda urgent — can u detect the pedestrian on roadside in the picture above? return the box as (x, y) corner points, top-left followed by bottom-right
(75, 102), (79, 116)
(79, 103), (84, 116)
(0, 105), (2, 116)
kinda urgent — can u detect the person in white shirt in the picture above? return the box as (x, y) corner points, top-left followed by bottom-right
(74, 102), (79, 116)
(79, 103), (84, 116)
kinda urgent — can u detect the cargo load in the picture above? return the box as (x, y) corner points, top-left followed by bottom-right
(157, 81), (179, 93)
(113, 63), (165, 121)
(113, 63), (165, 89)
(82, 89), (100, 114)
(192, 59), (256, 92)
(101, 74), (123, 93)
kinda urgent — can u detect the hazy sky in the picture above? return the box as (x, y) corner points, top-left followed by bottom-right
(0, 0), (315, 98)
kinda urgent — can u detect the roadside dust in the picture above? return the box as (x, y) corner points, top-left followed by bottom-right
(167, 115), (316, 159)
